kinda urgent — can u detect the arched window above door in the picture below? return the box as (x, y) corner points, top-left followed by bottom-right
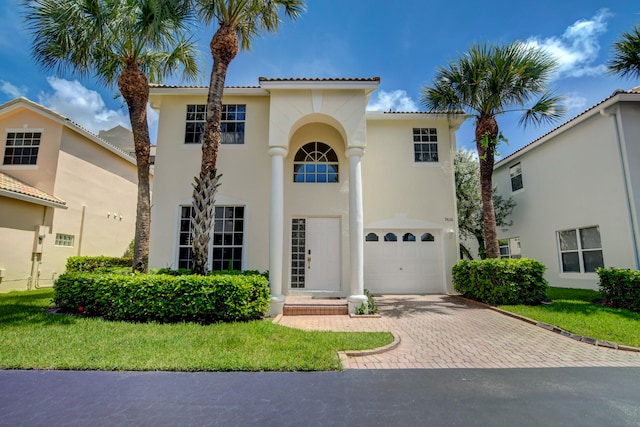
(293, 142), (339, 183)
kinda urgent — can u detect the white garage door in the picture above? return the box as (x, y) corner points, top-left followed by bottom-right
(364, 230), (443, 294)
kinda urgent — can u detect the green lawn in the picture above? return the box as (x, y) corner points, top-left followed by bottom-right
(0, 289), (392, 371)
(500, 287), (640, 347)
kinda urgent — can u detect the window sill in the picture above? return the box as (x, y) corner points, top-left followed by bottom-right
(0, 165), (39, 170)
(558, 273), (599, 279)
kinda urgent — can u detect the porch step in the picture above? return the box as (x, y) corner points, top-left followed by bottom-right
(283, 303), (348, 316)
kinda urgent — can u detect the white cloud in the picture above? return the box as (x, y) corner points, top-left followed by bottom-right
(0, 80), (28, 98)
(38, 77), (130, 134)
(367, 89), (418, 112)
(524, 9), (611, 79)
(563, 92), (588, 113)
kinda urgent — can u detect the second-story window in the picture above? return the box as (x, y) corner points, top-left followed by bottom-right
(413, 128), (438, 162)
(184, 104), (246, 145)
(510, 163), (523, 191)
(3, 131), (41, 165)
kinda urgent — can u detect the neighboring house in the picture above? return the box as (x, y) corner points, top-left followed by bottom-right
(493, 87), (640, 289)
(99, 125), (157, 165)
(0, 97), (142, 291)
(148, 77), (465, 313)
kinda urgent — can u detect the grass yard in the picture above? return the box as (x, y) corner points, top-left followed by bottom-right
(500, 287), (640, 347)
(0, 289), (392, 371)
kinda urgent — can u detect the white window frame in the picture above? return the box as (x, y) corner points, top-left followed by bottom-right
(413, 128), (438, 163)
(557, 226), (604, 274)
(176, 204), (245, 271)
(2, 128), (44, 167)
(184, 104), (246, 145)
(510, 163), (523, 192)
(499, 237), (521, 259)
(54, 233), (74, 247)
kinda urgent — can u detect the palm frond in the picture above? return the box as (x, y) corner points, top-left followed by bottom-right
(608, 26), (640, 80)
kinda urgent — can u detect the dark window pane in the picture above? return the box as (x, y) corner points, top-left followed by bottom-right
(561, 252), (580, 272)
(403, 233), (416, 242)
(421, 233), (435, 242)
(384, 233), (397, 242)
(365, 233), (379, 242)
(511, 175), (523, 191)
(583, 250), (604, 272)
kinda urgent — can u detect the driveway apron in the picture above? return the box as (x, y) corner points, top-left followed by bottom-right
(274, 295), (640, 369)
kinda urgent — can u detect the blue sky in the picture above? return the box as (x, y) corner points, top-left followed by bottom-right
(1, 0), (638, 157)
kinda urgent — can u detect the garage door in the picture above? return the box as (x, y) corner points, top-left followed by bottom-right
(364, 230), (443, 294)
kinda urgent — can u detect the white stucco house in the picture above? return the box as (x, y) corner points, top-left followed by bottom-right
(148, 77), (465, 313)
(494, 87), (640, 289)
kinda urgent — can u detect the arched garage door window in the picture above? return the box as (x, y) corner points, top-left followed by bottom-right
(294, 142), (339, 183)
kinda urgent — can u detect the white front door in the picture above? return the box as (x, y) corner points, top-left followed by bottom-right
(290, 217), (340, 291)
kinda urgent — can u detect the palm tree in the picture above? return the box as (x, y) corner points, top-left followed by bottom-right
(422, 42), (564, 258)
(190, 0), (305, 275)
(25, 0), (199, 272)
(608, 25), (640, 80)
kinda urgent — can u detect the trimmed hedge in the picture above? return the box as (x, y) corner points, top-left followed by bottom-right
(54, 273), (270, 323)
(66, 256), (133, 273)
(153, 268), (268, 279)
(598, 267), (640, 313)
(452, 258), (548, 305)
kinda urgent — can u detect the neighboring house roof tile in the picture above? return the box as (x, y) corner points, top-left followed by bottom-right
(0, 171), (66, 209)
(495, 88), (640, 167)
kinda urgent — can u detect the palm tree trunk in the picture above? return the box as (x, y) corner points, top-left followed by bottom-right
(475, 115), (500, 259)
(191, 23), (239, 275)
(118, 60), (152, 273)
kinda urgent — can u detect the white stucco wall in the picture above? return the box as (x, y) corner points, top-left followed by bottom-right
(148, 84), (463, 295)
(494, 101), (639, 289)
(149, 93), (272, 272)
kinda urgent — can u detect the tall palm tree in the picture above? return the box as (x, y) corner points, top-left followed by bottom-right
(190, 0), (305, 275)
(608, 25), (640, 80)
(25, 0), (199, 272)
(422, 42), (564, 258)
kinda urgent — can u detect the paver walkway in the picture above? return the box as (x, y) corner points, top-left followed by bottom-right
(274, 295), (640, 369)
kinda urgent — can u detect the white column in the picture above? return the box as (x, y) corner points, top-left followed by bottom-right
(345, 147), (367, 313)
(268, 147), (287, 316)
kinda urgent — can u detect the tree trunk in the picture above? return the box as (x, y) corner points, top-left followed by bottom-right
(475, 114), (500, 259)
(118, 59), (151, 273)
(459, 243), (474, 260)
(191, 23), (239, 275)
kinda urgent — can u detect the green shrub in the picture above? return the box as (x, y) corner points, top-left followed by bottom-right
(355, 289), (379, 315)
(66, 256), (133, 273)
(597, 267), (640, 313)
(54, 272), (270, 323)
(452, 258), (548, 305)
(153, 268), (269, 279)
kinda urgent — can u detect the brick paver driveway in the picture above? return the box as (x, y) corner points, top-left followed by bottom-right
(274, 295), (640, 369)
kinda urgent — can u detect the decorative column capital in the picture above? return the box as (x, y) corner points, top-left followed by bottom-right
(345, 147), (364, 158)
(268, 146), (288, 157)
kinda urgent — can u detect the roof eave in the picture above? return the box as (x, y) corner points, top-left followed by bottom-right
(0, 188), (67, 209)
(495, 91), (640, 168)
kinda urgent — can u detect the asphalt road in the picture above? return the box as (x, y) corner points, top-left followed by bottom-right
(1, 368), (639, 426)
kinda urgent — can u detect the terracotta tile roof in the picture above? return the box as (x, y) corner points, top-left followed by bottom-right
(0, 171), (66, 208)
(149, 84), (260, 89)
(258, 77), (381, 83)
